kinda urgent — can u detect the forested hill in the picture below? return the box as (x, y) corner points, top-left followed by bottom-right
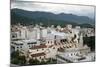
(11, 8), (95, 28)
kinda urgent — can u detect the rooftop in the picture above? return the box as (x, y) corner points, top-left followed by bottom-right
(30, 44), (47, 49)
(31, 52), (46, 57)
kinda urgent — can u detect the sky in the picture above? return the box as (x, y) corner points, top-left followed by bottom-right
(11, 0), (95, 19)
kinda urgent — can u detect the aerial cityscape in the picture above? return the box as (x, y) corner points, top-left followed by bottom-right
(11, 1), (95, 66)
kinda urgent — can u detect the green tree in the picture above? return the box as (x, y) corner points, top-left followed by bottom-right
(11, 50), (26, 65)
(29, 59), (40, 65)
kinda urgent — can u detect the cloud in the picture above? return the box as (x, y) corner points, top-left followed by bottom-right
(11, 1), (95, 19)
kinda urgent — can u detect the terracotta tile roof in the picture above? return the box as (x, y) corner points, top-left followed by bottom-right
(30, 44), (47, 49)
(31, 52), (46, 57)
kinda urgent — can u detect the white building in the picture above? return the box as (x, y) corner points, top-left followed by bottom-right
(11, 24), (94, 63)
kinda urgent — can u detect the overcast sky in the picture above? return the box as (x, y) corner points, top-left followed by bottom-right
(11, 0), (95, 19)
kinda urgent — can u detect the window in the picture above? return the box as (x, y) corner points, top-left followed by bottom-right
(71, 53), (73, 56)
(55, 35), (56, 39)
(48, 41), (49, 44)
(20, 46), (22, 48)
(17, 47), (19, 48)
(40, 57), (41, 59)
(27, 42), (37, 44)
(60, 40), (62, 42)
(20, 44), (23, 45)
(78, 38), (80, 43)
(12, 35), (15, 38)
(12, 34), (17, 38)
(63, 40), (64, 42)
(53, 47), (55, 49)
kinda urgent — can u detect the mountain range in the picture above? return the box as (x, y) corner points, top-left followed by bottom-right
(11, 8), (95, 28)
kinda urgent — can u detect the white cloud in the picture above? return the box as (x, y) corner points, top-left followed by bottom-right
(11, 0), (95, 19)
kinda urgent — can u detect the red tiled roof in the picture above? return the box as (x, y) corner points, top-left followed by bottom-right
(30, 44), (47, 49)
(31, 52), (46, 57)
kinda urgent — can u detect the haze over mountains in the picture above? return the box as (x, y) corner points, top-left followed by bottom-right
(11, 8), (95, 28)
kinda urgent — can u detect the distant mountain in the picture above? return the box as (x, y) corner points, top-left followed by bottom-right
(11, 8), (95, 28)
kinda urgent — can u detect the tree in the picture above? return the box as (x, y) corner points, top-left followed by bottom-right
(29, 59), (40, 65)
(11, 50), (26, 65)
